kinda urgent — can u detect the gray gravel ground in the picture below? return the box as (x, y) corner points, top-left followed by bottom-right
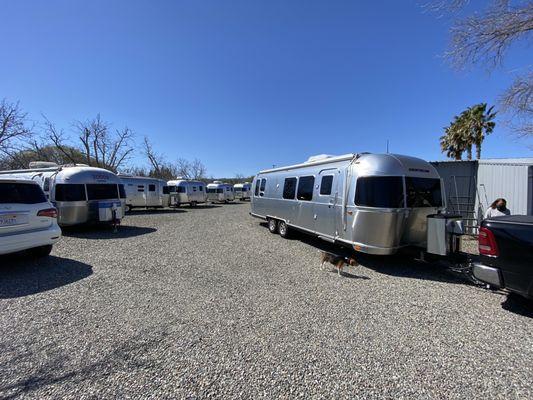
(0, 202), (531, 399)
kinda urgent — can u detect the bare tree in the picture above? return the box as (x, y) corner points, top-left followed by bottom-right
(429, 1), (533, 136)
(0, 99), (33, 162)
(189, 158), (207, 179)
(142, 136), (178, 180)
(176, 158), (191, 179)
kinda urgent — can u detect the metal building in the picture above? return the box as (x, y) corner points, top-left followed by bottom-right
(431, 158), (533, 233)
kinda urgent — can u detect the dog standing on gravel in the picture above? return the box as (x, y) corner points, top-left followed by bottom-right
(320, 251), (359, 276)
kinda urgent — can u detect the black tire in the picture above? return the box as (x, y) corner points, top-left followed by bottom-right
(190, 201), (197, 207)
(278, 221), (290, 238)
(268, 218), (278, 234)
(30, 245), (53, 258)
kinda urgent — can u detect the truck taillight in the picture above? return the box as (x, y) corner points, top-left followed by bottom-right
(478, 227), (499, 257)
(37, 208), (58, 218)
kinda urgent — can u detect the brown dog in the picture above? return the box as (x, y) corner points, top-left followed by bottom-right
(320, 251), (359, 276)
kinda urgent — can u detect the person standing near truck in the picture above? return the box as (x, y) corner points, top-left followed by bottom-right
(484, 198), (511, 219)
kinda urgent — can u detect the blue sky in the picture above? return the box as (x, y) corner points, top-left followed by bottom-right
(1, 0), (531, 177)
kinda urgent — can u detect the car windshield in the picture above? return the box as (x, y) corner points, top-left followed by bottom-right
(0, 182), (47, 204)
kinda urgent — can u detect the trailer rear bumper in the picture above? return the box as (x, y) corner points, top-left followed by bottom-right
(472, 262), (503, 287)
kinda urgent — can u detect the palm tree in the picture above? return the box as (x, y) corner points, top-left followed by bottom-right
(468, 103), (497, 160)
(440, 103), (496, 160)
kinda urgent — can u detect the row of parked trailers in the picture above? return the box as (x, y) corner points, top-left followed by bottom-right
(0, 162), (251, 226)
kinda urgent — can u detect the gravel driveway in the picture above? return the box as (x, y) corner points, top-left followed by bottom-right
(0, 202), (531, 399)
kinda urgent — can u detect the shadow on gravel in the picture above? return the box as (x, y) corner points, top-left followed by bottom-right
(188, 204), (221, 209)
(127, 208), (186, 216)
(62, 225), (157, 240)
(260, 223), (468, 285)
(0, 255), (92, 299)
(501, 294), (533, 318)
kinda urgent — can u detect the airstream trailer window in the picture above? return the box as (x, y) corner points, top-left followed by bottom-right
(216, 189), (224, 193)
(235, 187), (242, 191)
(193, 186), (197, 192)
(177, 186), (186, 193)
(199, 186), (203, 191)
(297, 176), (315, 201)
(283, 177), (297, 199)
(43, 177), (50, 192)
(86, 184), (119, 200)
(137, 185), (145, 192)
(254, 180), (260, 196)
(405, 177), (443, 208)
(319, 176), (333, 195)
(162, 186), (170, 195)
(55, 184), (86, 202)
(0, 182), (47, 204)
(118, 184), (127, 199)
(355, 176), (404, 208)
(148, 184), (156, 192)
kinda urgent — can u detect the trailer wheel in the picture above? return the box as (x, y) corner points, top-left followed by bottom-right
(267, 218), (278, 234)
(278, 221), (290, 238)
(190, 201), (197, 207)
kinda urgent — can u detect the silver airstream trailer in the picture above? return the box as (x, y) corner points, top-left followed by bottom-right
(206, 181), (235, 203)
(250, 153), (445, 255)
(167, 179), (207, 207)
(0, 162), (126, 226)
(119, 175), (171, 212)
(234, 182), (252, 201)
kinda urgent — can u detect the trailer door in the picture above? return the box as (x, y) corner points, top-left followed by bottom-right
(314, 170), (339, 239)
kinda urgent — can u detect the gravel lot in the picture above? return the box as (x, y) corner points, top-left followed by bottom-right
(0, 202), (532, 399)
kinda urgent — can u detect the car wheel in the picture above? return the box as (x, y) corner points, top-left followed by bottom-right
(30, 245), (53, 258)
(268, 218), (278, 234)
(278, 221), (290, 238)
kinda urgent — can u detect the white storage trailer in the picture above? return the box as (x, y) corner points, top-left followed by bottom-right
(0, 163), (126, 226)
(431, 158), (533, 233)
(167, 179), (207, 206)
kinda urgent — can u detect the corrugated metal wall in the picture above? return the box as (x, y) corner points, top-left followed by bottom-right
(476, 161), (532, 216)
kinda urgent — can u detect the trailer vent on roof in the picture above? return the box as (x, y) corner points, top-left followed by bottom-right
(305, 154), (335, 163)
(28, 161), (59, 169)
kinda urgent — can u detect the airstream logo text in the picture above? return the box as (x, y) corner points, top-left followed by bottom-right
(408, 168), (430, 173)
(92, 174), (109, 181)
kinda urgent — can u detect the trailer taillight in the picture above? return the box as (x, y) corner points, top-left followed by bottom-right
(478, 227), (499, 257)
(37, 208), (58, 218)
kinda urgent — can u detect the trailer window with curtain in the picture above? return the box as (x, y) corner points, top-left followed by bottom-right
(118, 184), (127, 199)
(55, 184), (86, 202)
(283, 177), (297, 199)
(405, 177), (443, 208)
(355, 176), (404, 208)
(297, 176), (315, 201)
(86, 184), (119, 200)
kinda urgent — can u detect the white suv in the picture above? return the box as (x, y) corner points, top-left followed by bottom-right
(0, 178), (61, 257)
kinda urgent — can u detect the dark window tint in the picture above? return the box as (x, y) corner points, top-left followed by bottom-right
(405, 178), (442, 208)
(199, 186), (203, 191)
(297, 176), (314, 201)
(148, 184), (156, 192)
(118, 184), (126, 199)
(86, 184), (119, 200)
(235, 187), (242, 191)
(137, 185), (144, 192)
(55, 184), (86, 202)
(283, 177), (297, 199)
(254, 180), (260, 196)
(0, 182), (47, 204)
(355, 177), (404, 208)
(260, 179), (266, 192)
(217, 188), (224, 193)
(177, 186), (186, 193)
(320, 175), (333, 195)
(43, 178), (50, 192)
(193, 186), (197, 192)
(162, 186), (170, 195)
(206, 188), (214, 193)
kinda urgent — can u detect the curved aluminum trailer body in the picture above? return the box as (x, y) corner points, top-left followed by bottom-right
(167, 179), (207, 205)
(206, 182), (235, 202)
(250, 153), (445, 255)
(0, 165), (126, 226)
(234, 182), (252, 200)
(119, 176), (170, 210)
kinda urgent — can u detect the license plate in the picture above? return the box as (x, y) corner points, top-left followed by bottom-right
(0, 215), (25, 227)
